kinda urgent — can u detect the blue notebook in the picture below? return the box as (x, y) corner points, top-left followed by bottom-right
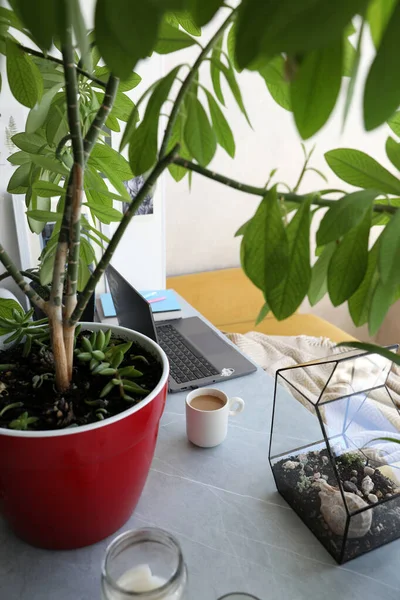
(100, 289), (181, 318)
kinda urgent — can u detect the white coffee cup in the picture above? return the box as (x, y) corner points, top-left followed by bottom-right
(186, 388), (245, 448)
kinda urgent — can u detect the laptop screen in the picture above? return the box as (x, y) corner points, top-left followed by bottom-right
(106, 265), (158, 343)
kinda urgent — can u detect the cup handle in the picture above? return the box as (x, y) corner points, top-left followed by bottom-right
(228, 396), (245, 416)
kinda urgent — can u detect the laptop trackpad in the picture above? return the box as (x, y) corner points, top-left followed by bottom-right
(173, 317), (230, 357)
(189, 330), (227, 356)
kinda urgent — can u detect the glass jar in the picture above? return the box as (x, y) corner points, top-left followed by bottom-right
(101, 528), (187, 600)
(218, 595), (261, 600)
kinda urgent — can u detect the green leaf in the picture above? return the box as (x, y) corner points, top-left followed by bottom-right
(308, 242), (336, 306)
(105, 114), (120, 133)
(95, 90), (135, 123)
(29, 153), (69, 176)
(227, 23), (241, 72)
(95, 0), (161, 79)
(257, 56), (291, 111)
(327, 209), (371, 306)
(387, 111), (400, 137)
(167, 110), (191, 182)
(27, 189), (51, 234)
(364, 3), (400, 130)
(210, 37), (224, 105)
(10, 0), (57, 49)
(12, 132), (47, 154)
(32, 181), (65, 197)
(184, 96), (216, 166)
(325, 148), (400, 195)
(7, 162), (31, 193)
(342, 21), (364, 129)
(337, 341), (400, 366)
(385, 136), (400, 172)
(266, 196), (312, 320)
(126, 66), (181, 172)
(170, 11), (201, 36)
(7, 151), (31, 165)
(378, 206), (400, 285)
(235, 218), (252, 237)
(46, 98), (68, 145)
(25, 84), (62, 134)
(242, 187), (289, 292)
(317, 189), (378, 246)
(291, 38), (343, 140)
(255, 302), (270, 325)
(186, 0), (222, 27)
(71, 0), (92, 71)
(0, 6), (26, 33)
(93, 67), (141, 92)
(120, 72), (141, 92)
(204, 90), (235, 158)
(343, 38), (356, 77)
(0, 299), (24, 336)
(77, 255), (91, 292)
(128, 120), (159, 177)
(154, 20), (196, 54)
(85, 186), (128, 204)
(85, 203), (122, 224)
(367, 0), (397, 47)
(26, 210), (60, 222)
(349, 240), (380, 327)
(6, 39), (42, 108)
(90, 143), (133, 194)
(216, 59), (251, 126)
(369, 279), (400, 335)
(84, 167), (112, 212)
(80, 238), (95, 266)
(235, 0), (368, 69)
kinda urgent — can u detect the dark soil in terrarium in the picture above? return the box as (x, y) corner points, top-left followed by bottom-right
(272, 449), (400, 562)
(0, 331), (162, 431)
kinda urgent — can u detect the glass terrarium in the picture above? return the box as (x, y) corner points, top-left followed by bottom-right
(269, 346), (400, 564)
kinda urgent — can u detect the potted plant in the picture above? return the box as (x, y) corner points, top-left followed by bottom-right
(1, 0), (400, 550)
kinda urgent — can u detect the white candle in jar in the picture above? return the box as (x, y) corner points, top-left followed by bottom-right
(115, 564), (181, 598)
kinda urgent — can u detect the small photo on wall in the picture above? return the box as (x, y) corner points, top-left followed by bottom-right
(123, 175), (154, 216)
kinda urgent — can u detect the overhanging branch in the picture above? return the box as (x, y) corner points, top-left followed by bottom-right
(16, 43), (106, 88)
(172, 157), (398, 215)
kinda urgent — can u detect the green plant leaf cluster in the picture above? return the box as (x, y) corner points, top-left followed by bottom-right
(0, 302), (49, 355)
(3, 0), (400, 381)
(75, 331), (148, 401)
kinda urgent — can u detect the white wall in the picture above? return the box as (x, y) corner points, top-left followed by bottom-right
(163, 16), (394, 340)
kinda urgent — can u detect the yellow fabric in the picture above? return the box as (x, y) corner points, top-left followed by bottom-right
(167, 268), (355, 343)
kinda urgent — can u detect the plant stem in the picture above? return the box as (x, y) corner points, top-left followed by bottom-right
(172, 157), (399, 214)
(69, 144), (181, 326)
(159, 10), (235, 159)
(293, 151), (311, 193)
(0, 245), (46, 311)
(0, 269), (42, 286)
(60, 16), (87, 378)
(16, 43), (107, 88)
(83, 75), (119, 162)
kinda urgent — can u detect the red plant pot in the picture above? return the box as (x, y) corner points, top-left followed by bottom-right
(0, 323), (169, 549)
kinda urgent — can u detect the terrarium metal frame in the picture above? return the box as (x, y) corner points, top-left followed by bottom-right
(268, 346), (400, 564)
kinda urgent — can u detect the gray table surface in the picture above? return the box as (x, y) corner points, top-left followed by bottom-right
(1, 296), (400, 600)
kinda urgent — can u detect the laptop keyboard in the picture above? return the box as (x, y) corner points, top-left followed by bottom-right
(156, 324), (219, 384)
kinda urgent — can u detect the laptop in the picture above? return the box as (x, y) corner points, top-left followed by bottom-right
(106, 265), (257, 392)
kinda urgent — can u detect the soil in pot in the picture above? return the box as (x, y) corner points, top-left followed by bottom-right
(0, 329), (162, 431)
(272, 448), (400, 562)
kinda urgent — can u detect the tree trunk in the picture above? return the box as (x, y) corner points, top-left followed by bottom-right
(48, 308), (70, 392)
